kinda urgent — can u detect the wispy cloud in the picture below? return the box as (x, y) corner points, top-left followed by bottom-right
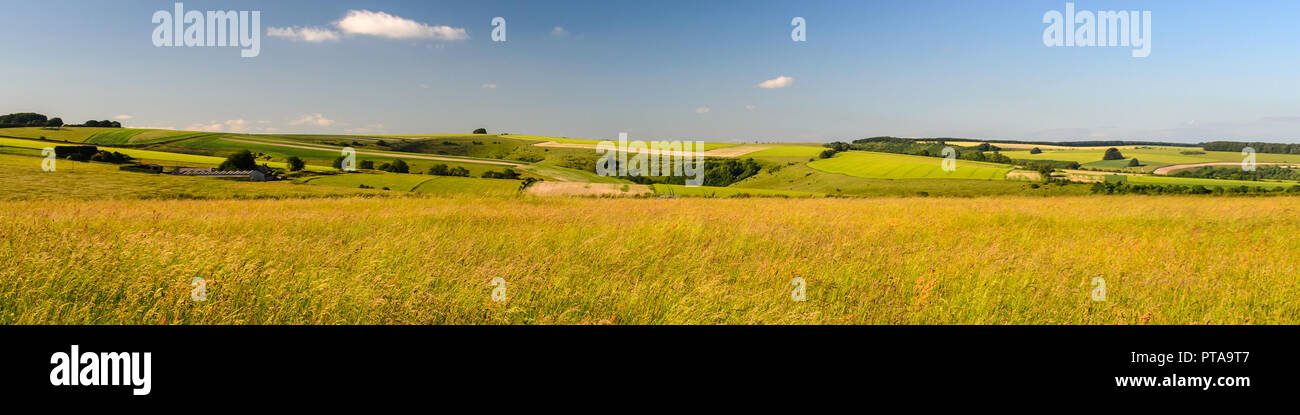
(113, 114), (133, 120)
(268, 26), (341, 42)
(695, 106), (711, 114)
(481, 83), (497, 89)
(756, 76), (794, 89)
(335, 10), (467, 40)
(289, 114), (335, 127)
(187, 120), (250, 133)
(551, 26), (568, 37)
(744, 105), (757, 111)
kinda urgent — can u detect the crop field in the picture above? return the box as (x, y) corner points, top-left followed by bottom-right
(808, 151), (1012, 180)
(4, 195), (1299, 324)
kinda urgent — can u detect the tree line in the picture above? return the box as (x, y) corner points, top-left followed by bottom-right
(0, 112), (121, 128)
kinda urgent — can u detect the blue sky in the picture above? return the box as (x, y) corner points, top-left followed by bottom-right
(3, 0), (1300, 143)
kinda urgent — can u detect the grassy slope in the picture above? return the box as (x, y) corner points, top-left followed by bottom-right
(6, 196), (1300, 324)
(299, 172), (524, 196)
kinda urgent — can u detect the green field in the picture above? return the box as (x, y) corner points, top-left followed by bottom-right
(808, 151), (1013, 180)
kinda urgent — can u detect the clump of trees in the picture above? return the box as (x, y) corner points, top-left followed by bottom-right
(473, 128), (487, 134)
(219, 150), (258, 171)
(1029, 147), (1043, 154)
(80, 120), (122, 128)
(820, 142), (851, 159)
(426, 163), (470, 177)
(1102, 148), (1125, 160)
(286, 156), (305, 171)
(482, 168), (521, 179)
(376, 159), (409, 173)
(0, 112), (67, 128)
(1128, 158), (1141, 167)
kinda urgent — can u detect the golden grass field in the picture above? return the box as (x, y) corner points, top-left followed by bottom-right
(3, 195), (1298, 324)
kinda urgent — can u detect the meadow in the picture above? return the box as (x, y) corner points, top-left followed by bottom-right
(4, 195), (1299, 324)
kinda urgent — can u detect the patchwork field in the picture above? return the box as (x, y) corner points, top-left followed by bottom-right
(808, 151), (1013, 180)
(4, 196), (1299, 324)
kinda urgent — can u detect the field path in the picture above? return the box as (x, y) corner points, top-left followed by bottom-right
(1152, 162), (1300, 175)
(221, 138), (522, 167)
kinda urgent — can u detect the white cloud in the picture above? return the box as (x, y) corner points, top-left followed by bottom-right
(335, 10), (468, 40)
(551, 26), (568, 37)
(113, 114), (133, 120)
(756, 76), (794, 89)
(289, 114), (335, 127)
(481, 83), (497, 89)
(268, 26), (341, 42)
(745, 105), (757, 111)
(695, 106), (711, 114)
(418, 83), (430, 89)
(187, 120), (250, 133)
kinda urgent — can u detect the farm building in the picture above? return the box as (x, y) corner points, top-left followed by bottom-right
(170, 167), (267, 182)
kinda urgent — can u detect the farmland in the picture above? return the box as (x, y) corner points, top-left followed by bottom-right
(1002, 146), (1300, 173)
(4, 195), (1300, 324)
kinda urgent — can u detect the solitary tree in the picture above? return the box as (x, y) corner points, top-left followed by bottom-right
(286, 156), (305, 171)
(46, 117), (63, 128)
(473, 128), (487, 134)
(1029, 147), (1042, 154)
(1128, 158), (1141, 167)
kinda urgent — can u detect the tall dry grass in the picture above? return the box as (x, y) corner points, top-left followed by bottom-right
(2, 195), (1299, 324)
